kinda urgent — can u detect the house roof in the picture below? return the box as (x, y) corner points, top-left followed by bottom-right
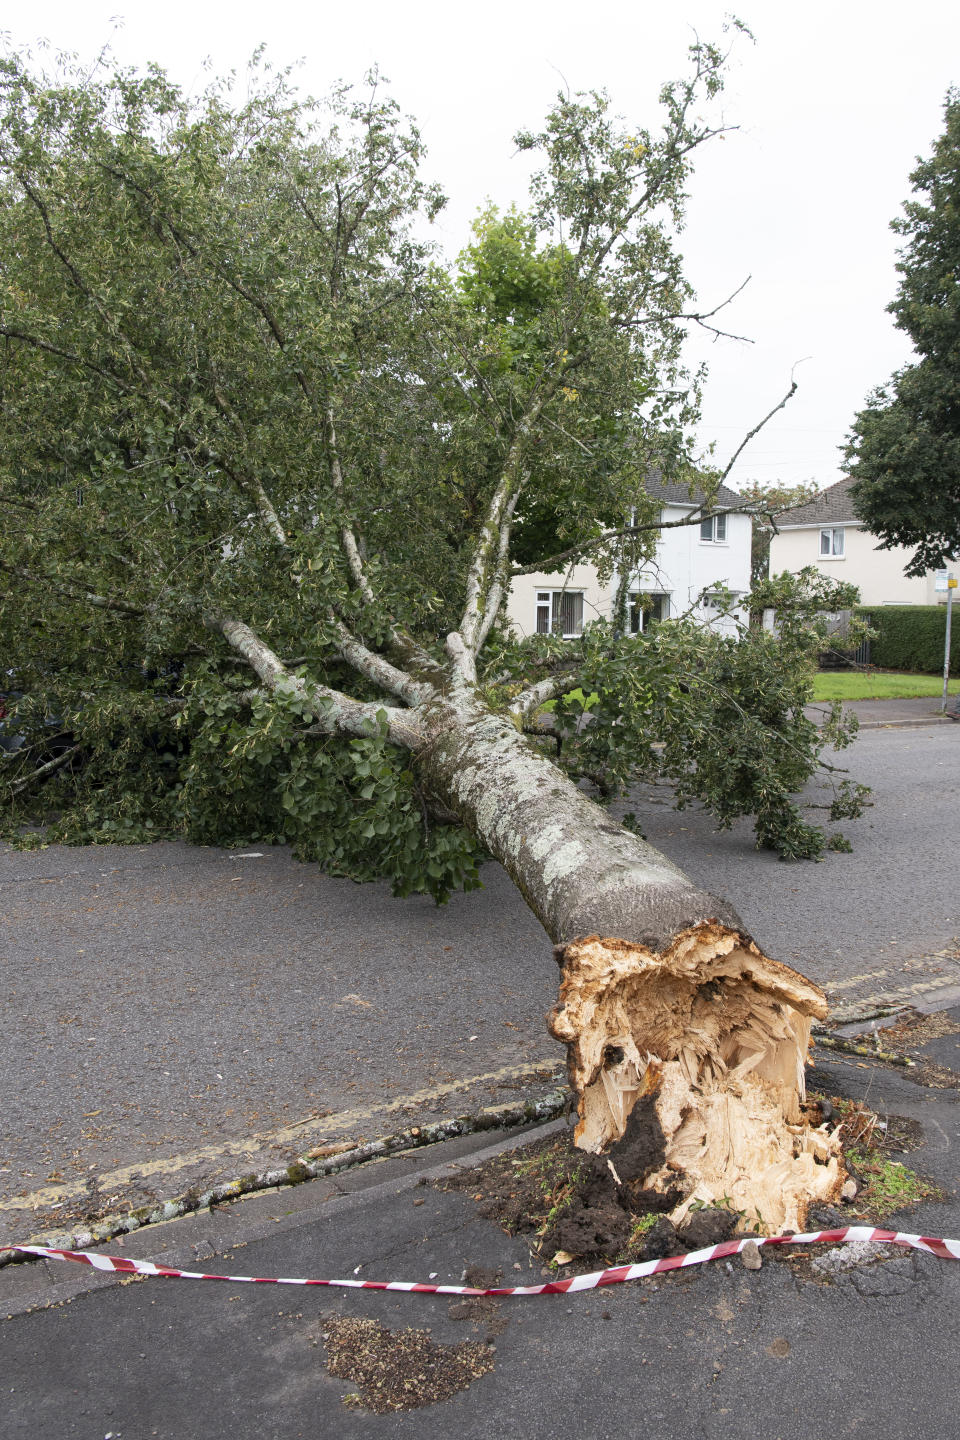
(774, 477), (860, 527)
(645, 475), (743, 510)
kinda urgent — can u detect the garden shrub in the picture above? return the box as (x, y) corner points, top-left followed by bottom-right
(856, 605), (960, 673)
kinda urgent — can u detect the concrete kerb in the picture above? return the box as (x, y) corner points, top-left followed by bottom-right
(7, 1042), (960, 1317)
(0, 1084), (568, 1272)
(6, 1045), (960, 1440)
(805, 697), (960, 730)
(854, 716), (956, 729)
(0, 1115), (572, 1316)
(6, 990), (954, 1279)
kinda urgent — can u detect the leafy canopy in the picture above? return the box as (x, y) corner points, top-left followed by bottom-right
(730, 479), (822, 587)
(847, 91), (960, 574)
(0, 34), (865, 893)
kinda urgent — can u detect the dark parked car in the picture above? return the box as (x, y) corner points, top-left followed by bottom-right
(0, 691), (26, 755)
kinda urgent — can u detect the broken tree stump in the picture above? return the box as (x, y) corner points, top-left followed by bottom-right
(549, 925), (844, 1234)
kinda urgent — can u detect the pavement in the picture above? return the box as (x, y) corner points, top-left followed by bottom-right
(3, 1010), (960, 1440)
(2, 700), (959, 1247)
(805, 694), (960, 728)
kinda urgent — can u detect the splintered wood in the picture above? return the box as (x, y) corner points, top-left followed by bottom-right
(549, 925), (844, 1235)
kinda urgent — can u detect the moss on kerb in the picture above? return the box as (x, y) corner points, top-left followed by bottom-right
(0, 1087), (570, 1270)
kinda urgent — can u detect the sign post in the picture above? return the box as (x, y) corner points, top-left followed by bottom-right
(943, 574), (957, 714)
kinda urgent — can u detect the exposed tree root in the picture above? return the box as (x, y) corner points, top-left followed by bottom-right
(549, 926), (845, 1234)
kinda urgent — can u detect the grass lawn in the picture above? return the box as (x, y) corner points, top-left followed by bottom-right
(812, 671), (960, 701)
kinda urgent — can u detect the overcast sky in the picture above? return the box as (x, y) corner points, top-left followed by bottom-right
(7, 0), (960, 491)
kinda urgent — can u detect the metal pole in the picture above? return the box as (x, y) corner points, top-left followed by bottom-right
(942, 575), (955, 713)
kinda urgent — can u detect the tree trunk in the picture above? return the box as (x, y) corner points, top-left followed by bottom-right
(420, 697), (843, 1234)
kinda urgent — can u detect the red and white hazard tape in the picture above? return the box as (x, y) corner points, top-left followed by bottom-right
(3, 1227), (959, 1296)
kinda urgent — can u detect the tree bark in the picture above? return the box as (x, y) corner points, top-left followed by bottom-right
(419, 696), (844, 1234)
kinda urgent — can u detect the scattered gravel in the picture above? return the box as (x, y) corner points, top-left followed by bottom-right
(811, 1241), (894, 1276)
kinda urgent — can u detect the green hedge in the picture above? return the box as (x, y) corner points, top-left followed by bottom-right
(856, 605), (960, 673)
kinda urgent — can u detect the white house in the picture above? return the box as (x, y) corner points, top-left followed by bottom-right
(768, 476), (947, 605)
(505, 478), (753, 640)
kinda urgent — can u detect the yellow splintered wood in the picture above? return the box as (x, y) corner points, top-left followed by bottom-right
(548, 926), (843, 1234)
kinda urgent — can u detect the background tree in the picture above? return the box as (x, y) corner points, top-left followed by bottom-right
(731, 477), (821, 585)
(0, 39), (856, 1227)
(847, 91), (960, 573)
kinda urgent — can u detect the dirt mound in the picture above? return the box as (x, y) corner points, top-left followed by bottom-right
(440, 1130), (752, 1268)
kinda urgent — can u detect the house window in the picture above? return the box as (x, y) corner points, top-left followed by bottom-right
(628, 591), (670, 634)
(535, 590), (584, 637)
(700, 513), (727, 543)
(820, 527), (844, 557)
(701, 591), (741, 614)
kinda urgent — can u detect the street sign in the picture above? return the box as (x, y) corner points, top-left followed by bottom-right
(935, 570), (949, 591)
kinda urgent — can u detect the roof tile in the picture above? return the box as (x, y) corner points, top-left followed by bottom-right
(775, 477), (860, 526)
(645, 474), (743, 509)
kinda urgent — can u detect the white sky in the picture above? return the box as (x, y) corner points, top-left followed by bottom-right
(7, 0), (960, 490)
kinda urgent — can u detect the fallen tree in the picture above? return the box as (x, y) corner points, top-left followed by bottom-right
(0, 36), (854, 1228)
(422, 687), (844, 1232)
(214, 618), (844, 1231)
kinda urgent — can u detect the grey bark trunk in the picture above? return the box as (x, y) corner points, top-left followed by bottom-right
(420, 699), (742, 948)
(418, 697), (844, 1234)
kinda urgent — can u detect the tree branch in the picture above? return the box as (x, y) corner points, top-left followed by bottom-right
(614, 276), (754, 343)
(329, 616), (435, 707)
(579, 52), (734, 284)
(321, 403), (376, 603)
(419, 305), (508, 421)
(674, 274), (753, 342)
(95, 155), (376, 603)
(0, 560), (146, 615)
(211, 615), (425, 750)
(0, 326), (135, 392)
(14, 168), (156, 391)
(6, 744), (81, 798)
(509, 672), (582, 719)
(717, 376), (801, 485)
(0, 493), (39, 513)
(459, 379), (566, 654)
(444, 629), (476, 686)
(509, 495), (765, 577)
(473, 488), (521, 655)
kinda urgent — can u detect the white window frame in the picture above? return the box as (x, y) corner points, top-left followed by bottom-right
(535, 590), (584, 638)
(820, 527), (845, 557)
(628, 591), (670, 634)
(699, 512), (727, 544)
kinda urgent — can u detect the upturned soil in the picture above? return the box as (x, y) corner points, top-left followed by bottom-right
(438, 1087), (938, 1273)
(439, 1126), (749, 1272)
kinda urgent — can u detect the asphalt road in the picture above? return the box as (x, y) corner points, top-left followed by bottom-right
(623, 720), (960, 1008)
(2, 718), (958, 1239)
